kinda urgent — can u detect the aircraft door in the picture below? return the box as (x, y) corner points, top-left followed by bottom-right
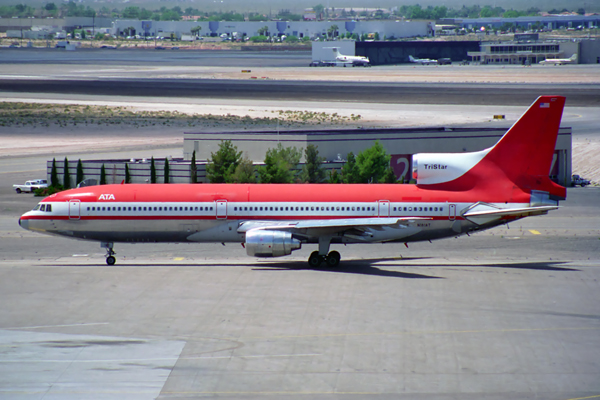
(69, 200), (80, 220)
(216, 200), (227, 219)
(378, 200), (390, 217)
(449, 204), (456, 221)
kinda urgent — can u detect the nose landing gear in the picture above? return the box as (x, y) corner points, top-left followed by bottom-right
(101, 242), (116, 265)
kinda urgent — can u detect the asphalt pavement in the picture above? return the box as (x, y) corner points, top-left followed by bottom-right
(0, 48), (599, 400)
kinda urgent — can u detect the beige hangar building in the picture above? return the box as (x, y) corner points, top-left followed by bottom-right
(183, 126), (572, 185)
(49, 125), (572, 186)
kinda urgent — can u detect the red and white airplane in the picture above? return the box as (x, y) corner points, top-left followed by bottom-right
(20, 96), (566, 267)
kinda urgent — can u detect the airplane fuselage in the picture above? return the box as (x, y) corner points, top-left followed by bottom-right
(20, 183), (529, 245)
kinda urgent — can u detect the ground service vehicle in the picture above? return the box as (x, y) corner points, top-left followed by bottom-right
(571, 174), (591, 187)
(20, 96), (566, 267)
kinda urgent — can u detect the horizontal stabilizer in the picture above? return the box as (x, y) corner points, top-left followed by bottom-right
(464, 205), (558, 217)
(464, 205), (558, 225)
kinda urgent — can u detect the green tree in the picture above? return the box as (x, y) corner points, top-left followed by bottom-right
(300, 144), (326, 183)
(161, 9), (181, 21)
(258, 143), (302, 183)
(150, 157), (156, 183)
(164, 158), (170, 183)
(232, 158), (257, 183)
(328, 168), (341, 183)
(140, 8), (152, 19)
(125, 163), (131, 183)
(356, 140), (391, 183)
(381, 166), (398, 183)
(63, 157), (71, 189)
(480, 6), (494, 18)
(100, 164), (106, 185)
(50, 158), (59, 187)
(207, 140), (242, 183)
(341, 152), (360, 183)
(83, 6), (95, 17)
(122, 6), (140, 19)
(249, 13), (267, 21)
(327, 24), (339, 38)
(190, 25), (202, 36)
(257, 25), (269, 36)
(76, 159), (84, 185)
(313, 4), (324, 19)
(250, 35), (269, 43)
(190, 150), (197, 183)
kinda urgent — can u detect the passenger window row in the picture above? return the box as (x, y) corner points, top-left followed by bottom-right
(81, 204), (446, 214)
(232, 205), (375, 212)
(393, 206), (444, 213)
(86, 205), (214, 212)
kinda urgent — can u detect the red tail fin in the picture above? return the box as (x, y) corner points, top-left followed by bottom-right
(485, 95), (566, 199)
(418, 96), (567, 201)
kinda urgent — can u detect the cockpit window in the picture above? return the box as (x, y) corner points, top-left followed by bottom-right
(46, 204), (52, 212)
(40, 204), (46, 211)
(33, 204), (41, 211)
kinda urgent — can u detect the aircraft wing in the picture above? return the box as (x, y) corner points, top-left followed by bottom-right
(238, 217), (429, 238)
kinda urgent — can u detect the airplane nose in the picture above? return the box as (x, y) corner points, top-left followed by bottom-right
(19, 217), (28, 230)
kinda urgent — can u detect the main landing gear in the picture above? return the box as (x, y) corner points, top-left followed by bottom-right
(101, 242), (116, 265)
(308, 250), (341, 267)
(307, 236), (341, 267)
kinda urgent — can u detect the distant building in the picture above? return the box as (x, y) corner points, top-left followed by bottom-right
(468, 37), (581, 64)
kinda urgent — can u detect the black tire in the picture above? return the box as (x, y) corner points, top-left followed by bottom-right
(325, 251), (341, 267)
(308, 251), (323, 267)
(106, 256), (116, 265)
(581, 184), (587, 187)
(16, 188), (21, 194)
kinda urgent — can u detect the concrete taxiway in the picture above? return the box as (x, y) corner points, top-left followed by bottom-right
(0, 49), (599, 399)
(0, 186), (599, 400)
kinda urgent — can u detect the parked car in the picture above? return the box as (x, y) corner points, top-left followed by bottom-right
(309, 60), (325, 67)
(13, 179), (48, 193)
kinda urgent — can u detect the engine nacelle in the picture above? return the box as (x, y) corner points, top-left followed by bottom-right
(412, 148), (490, 185)
(245, 230), (302, 258)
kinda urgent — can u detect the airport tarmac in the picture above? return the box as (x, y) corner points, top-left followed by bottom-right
(1, 180), (599, 400)
(1, 49), (600, 399)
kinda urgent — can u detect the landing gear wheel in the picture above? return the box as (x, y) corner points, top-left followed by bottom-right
(325, 251), (341, 267)
(102, 242), (116, 266)
(308, 251), (323, 267)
